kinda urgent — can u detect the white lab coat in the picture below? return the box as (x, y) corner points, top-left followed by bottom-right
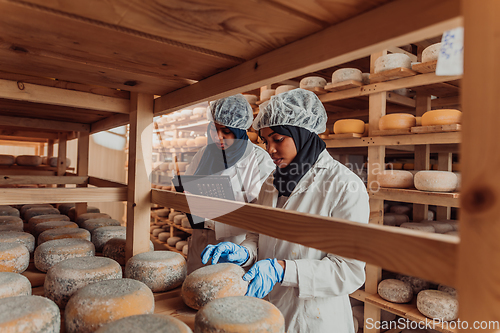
(241, 150), (370, 333)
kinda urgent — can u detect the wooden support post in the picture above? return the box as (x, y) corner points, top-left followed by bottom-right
(75, 132), (89, 220)
(38, 143), (44, 156)
(126, 93), (153, 262)
(47, 139), (54, 158)
(57, 133), (67, 188)
(436, 152), (453, 220)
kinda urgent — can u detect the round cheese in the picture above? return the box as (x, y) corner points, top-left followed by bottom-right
(181, 218), (191, 229)
(176, 240), (188, 251)
(76, 213), (111, 226)
(332, 68), (363, 84)
(275, 85), (297, 95)
(24, 207), (60, 224)
(400, 222), (435, 233)
(173, 214), (185, 226)
(125, 251), (187, 292)
(71, 208), (103, 223)
(81, 218), (121, 233)
(167, 237), (181, 247)
(421, 109), (461, 126)
(299, 76), (327, 89)
(260, 89), (275, 102)
(374, 53), (412, 73)
(45, 256), (122, 309)
(377, 170), (414, 188)
(182, 245), (188, 256)
(58, 203), (75, 216)
(182, 263), (248, 310)
(102, 238), (154, 266)
(353, 316), (359, 333)
(177, 138), (188, 147)
(34, 238), (95, 273)
(0, 231), (35, 253)
(170, 139), (178, 148)
(65, 278), (155, 333)
(155, 209), (170, 217)
(0, 205), (19, 217)
(95, 314), (192, 333)
(379, 113), (416, 130)
(389, 205), (412, 215)
(424, 221), (454, 234)
(91, 226), (126, 253)
(195, 137), (207, 146)
(0, 243), (29, 273)
(383, 213), (409, 226)
(0, 216), (23, 232)
(378, 279), (413, 303)
(242, 94), (258, 105)
(0, 295), (60, 332)
(33, 221), (78, 240)
(28, 214), (70, 233)
(158, 232), (170, 242)
(416, 290), (458, 321)
(414, 171), (458, 192)
(169, 211), (183, 222)
(195, 296), (285, 333)
(20, 204), (52, 218)
(48, 157), (71, 168)
(15, 155), (42, 167)
(152, 228), (163, 237)
(0, 272), (31, 299)
(362, 73), (370, 85)
(438, 284), (457, 298)
(422, 43), (441, 62)
(333, 119), (365, 134)
(397, 275), (431, 295)
(38, 227), (91, 245)
(0, 155), (15, 166)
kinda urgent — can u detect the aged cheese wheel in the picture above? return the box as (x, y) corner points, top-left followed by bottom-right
(45, 256), (122, 308)
(195, 296), (284, 333)
(379, 113), (416, 130)
(173, 214), (185, 226)
(81, 218), (121, 232)
(25, 207), (60, 224)
(362, 73), (370, 85)
(152, 229), (163, 237)
(0, 155), (15, 166)
(374, 53), (412, 73)
(383, 213), (409, 226)
(33, 221), (78, 240)
(195, 137), (208, 146)
(242, 94), (258, 105)
(167, 237), (181, 247)
(193, 107), (206, 116)
(71, 208), (103, 223)
(34, 238), (95, 273)
(397, 275), (431, 295)
(182, 263), (248, 310)
(58, 203), (76, 215)
(414, 171), (458, 192)
(0, 272), (31, 299)
(150, 225), (158, 233)
(275, 85), (297, 95)
(177, 162), (188, 172)
(76, 212), (111, 226)
(333, 119), (365, 134)
(102, 238), (154, 266)
(0, 243), (29, 273)
(95, 314), (192, 333)
(39, 227), (91, 245)
(65, 278), (155, 333)
(176, 240), (188, 251)
(15, 155), (42, 167)
(170, 139), (178, 148)
(260, 89), (275, 101)
(332, 68), (363, 84)
(416, 290), (458, 321)
(91, 226), (126, 252)
(389, 205), (412, 215)
(438, 284), (457, 298)
(169, 211), (183, 222)
(125, 251), (186, 292)
(0, 231), (35, 254)
(155, 209), (170, 217)
(0, 205), (19, 217)
(20, 204), (52, 218)
(424, 221), (454, 234)
(0, 295), (60, 332)
(422, 43), (441, 62)
(183, 245), (189, 255)
(378, 279), (413, 303)
(181, 217), (191, 229)
(400, 222), (435, 233)
(28, 214), (70, 233)
(377, 170), (414, 188)
(186, 139), (197, 147)
(158, 232), (170, 242)
(0, 216), (23, 232)
(438, 219), (458, 231)
(421, 109), (462, 126)
(299, 76), (327, 89)
(48, 156), (71, 167)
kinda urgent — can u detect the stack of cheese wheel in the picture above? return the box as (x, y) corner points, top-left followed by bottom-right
(176, 240), (188, 251)
(379, 114), (416, 130)
(39, 227), (91, 245)
(0, 295), (60, 332)
(331, 68), (363, 84)
(299, 76), (327, 90)
(81, 218), (121, 233)
(169, 211), (183, 222)
(422, 43), (441, 62)
(383, 213), (409, 226)
(125, 251), (187, 292)
(195, 296), (285, 333)
(15, 155), (42, 167)
(242, 94), (258, 105)
(0, 242), (29, 273)
(28, 214), (70, 233)
(91, 226), (126, 252)
(374, 53), (412, 73)
(378, 279), (413, 303)
(48, 157), (71, 167)
(333, 119), (365, 134)
(33, 221), (78, 241)
(377, 170), (414, 188)
(421, 109), (461, 126)
(69, 206), (101, 222)
(0, 205), (19, 217)
(195, 136), (207, 146)
(0, 155), (15, 166)
(275, 85), (297, 95)
(260, 89), (275, 102)
(0, 272), (31, 299)
(34, 238), (95, 272)
(414, 171), (458, 192)
(103, 238), (154, 265)
(45, 256), (122, 308)
(0, 216), (23, 232)
(417, 290), (458, 321)
(173, 214), (185, 226)
(182, 263), (248, 310)
(167, 236), (182, 247)
(181, 217), (191, 229)
(76, 212), (111, 226)
(65, 278), (155, 333)
(0, 231), (35, 254)
(95, 314), (193, 333)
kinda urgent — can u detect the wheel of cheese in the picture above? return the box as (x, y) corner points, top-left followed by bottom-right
(76, 212), (110, 226)
(0, 295), (60, 332)
(333, 119), (365, 134)
(332, 68), (363, 84)
(91, 226), (126, 252)
(374, 53), (412, 73)
(182, 263), (248, 310)
(169, 211), (183, 222)
(152, 228), (163, 237)
(0, 242), (29, 273)
(260, 89), (275, 101)
(20, 204), (53, 218)
(33, 221), (78, 240)
(377, 170), (414, 188)
(186, 139), (197, 147)
(438, 284), (457, 298)
(275, 85), (297, 95)
(170, 139), (178, 148)
(353, 316), (359, 333)
(102, 238), (154, 266)
(427, 209), (435, 221)
(379, 113), (416, 130)
(34, 238), (95, 273)
(167, 237), (181, 247)
(0, 205), (19, 217)
(65, 278), (155, 333)
(421, 109), (461, 126)
(0, 216), (23, 232)
(48, 156), (71, 167)
(383, 213), (409, 226)
(24, 207), (60, 224)
(299, 76), (327, 89)
(173, 214), (185, 226)
(414, 171), (458, 192)
(0, 155), (15, 166)
(45, 256), (122, 309)
(15, 155), (42, 167)
(0, 231), (35, 254)
(378, 279), (413, 303)
(242, 94), (258, 105)
(195, 136), (207, 146)
(182, 245), (188, 256)
(397, 275), (430, 295)
(176, 240), (188, 251)
(71, 207), (102, 223)
(28, 214), (70, 233)
(362, 73), (370, 85)
(0, 272), (31, 299)
(155, 209), (170, 217)
(150, 225), (158, 233)
(400, 222), (435, 233)
(158, 232), (170, 242)
(422, 43), (441, 62)
(97, 314), (193, 333)
(81, 218), (121, 233)
(181, 218), (191, 229)
(424, 221), (454, 234)
(125, 251), (186, 292)
(38, 227), (91, 245)
(58, 203), (75, 216)
(177, 138), (188, 147)
(389, 205), (412, 215)
(416, 290), (458, 321)
(194, 296), (285, 333)
(438, 219), (458, 231)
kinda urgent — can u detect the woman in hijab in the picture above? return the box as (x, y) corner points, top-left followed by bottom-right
(202, 89), (370, 333)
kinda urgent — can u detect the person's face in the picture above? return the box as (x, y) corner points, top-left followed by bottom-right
(209, 123), (235, 150)
(260, 127), (297, 168)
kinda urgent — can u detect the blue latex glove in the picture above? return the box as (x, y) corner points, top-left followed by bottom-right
(201, 242), (249, 265)
(243, 258), (284, 299)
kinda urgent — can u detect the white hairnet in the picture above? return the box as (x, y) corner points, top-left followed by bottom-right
(208, 94), (253, 130)
(252, 88), (327, 134)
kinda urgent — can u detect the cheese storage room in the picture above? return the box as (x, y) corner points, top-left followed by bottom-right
(0, 0), (497, 332)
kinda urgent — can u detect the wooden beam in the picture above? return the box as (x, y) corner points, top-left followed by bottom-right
(88, 176), (127, 188)
(386, 91), (416, 108)
(90, 113), (129, 134)
(154, 0), (461, 114)
(0, 187), (127, 204)
(431, 96), (460, 108)
(0, 115), (89, 132)
(151, 190), (458, 286)
(75, 132), (89, 219)
(0, 128), (59, 140)
(56, 133), (67, 189)
(0, 175), (87, 185)
(370, 188), (459, 208)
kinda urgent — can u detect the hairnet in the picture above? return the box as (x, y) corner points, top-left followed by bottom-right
(208, 94), (253, 130)
(252, 88), (327, 134)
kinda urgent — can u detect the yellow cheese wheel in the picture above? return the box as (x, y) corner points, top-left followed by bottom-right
(377, 171), (414, 189)
(0, 231), (35, 253)
(421, 109), (461, 126)
(81, 218), (121, 233)
(0, 216), (23, 232)
(65, 278), (155, 333)
(0, 295), (60, 332)
(0, 272), (31, 299)
(333, 119), (365, 134)
(379, 114), (416, 130)
(91, 226), (126, 253)
(95, 314), (192, 333)
(0, 243), (29, 273)
(362, 123), (369, 137)
(34, 239), (95, 272)
(414, 171), (458, 192)
(38, 227), (91, 245)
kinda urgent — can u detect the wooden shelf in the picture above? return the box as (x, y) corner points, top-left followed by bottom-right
(411, 124), (461, 134)
(369, 67), (418, 83)
(412, 60), (438, 74)
(152, 211), (193, 235)
(324, 132), (461, 148)
(150, 234), (188, 259)
(369, 188), (460, 208)
(325, 80), (364, 92)
(154, 288), (196, 331)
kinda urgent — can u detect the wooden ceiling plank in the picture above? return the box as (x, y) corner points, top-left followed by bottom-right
(0, 128), (59, 140)
(0, 115), (90, 132)
(90, 114), (129, 134)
